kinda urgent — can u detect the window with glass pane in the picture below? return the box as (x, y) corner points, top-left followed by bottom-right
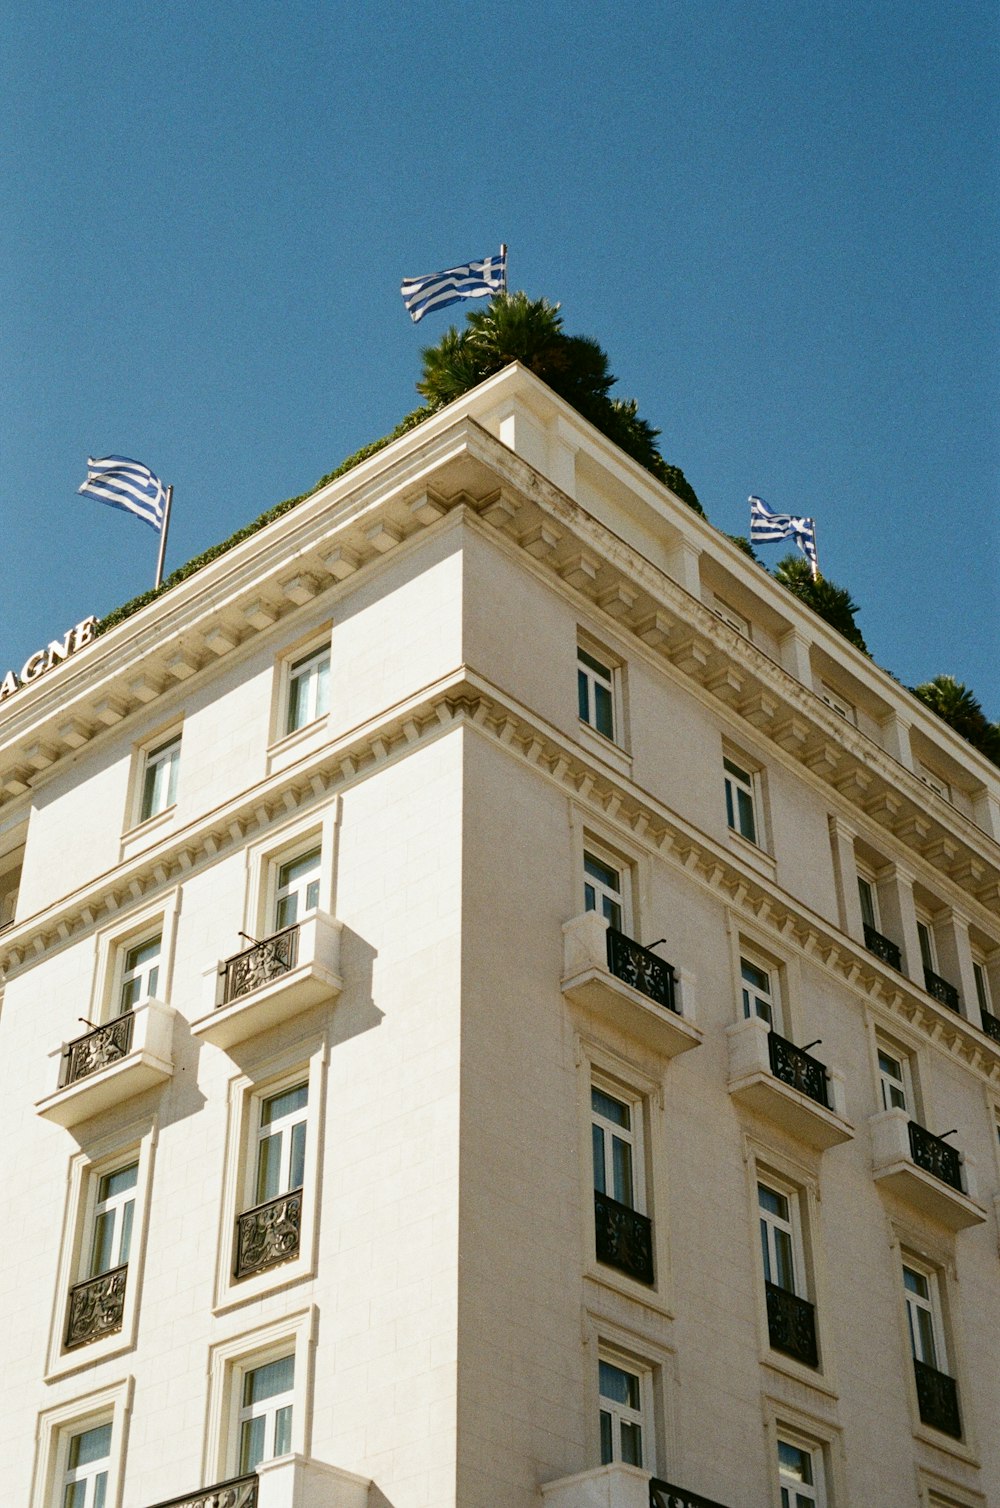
(741, 958), (778, 1028)
(916, 920), (936, 973)
(857, 876), (878, 930)
(724, 758), (757, 844)
(274, 848), (321, 930)
(286, 647), (330, 735)
(91, 1163), (138, 1276)
(592, 1086), (637, 1209)
(598, 1358), (644, 1467)
(583, 851), (624, 931)
(877, 1048), (908, 1112)
(139, 735), (180, 822)
(904, 1265), (942, 1368)
(759, 1183), (796, 1293)
(239, 1354), (294, 1472)
(972, 960), (992, 1016)
(255, 1083), (308, 1204)
(578, 647), (616, 741)
(778, 1439), (820, 1508)
(118, 935), (161, 1015)
(62, 1422), (112, 1508)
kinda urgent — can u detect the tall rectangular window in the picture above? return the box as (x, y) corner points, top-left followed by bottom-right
(286, 647), (330, 735)
(578, 647), (616, 742)
(741, 957), (780, 1030)
(117, 935), (161, 1015)
(90, 1163), (138, 1277)
(916, 919), (937, 974)
(592, 1086), (637, 1210)
(972, 959), (992, 1017)
(255, 1083), (308, 1205)
(778, 1438), (823, 1508)
(877, 1045), (911, 1113)
(583, 849), (625, 932)
(274, 848), (321, 930)
(61, 1423), (112, 1508)
(724, 757), (758, 845)
(759, 1183), (797, 1293)
(139, 735), (180, 822)
(238, 1354), (295, 1471)
(598, 1356), (646, 1467)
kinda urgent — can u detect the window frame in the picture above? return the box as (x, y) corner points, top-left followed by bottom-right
(137, 732), (181, 825)
(903, 1258), (947, 1372)
(916, 915), (938, 975)
(758, 1178), (806, 1298)
(857, 871), (881, 932)
(745, 1144), (831, 1387)
(597, 1347), (654, 1472)
(31, 1381), (132, 1508)
(237, 1351), (296, 1473)
(777, 1431), (826, 1508)
(714, 597), (751, 638)
(243, 815), (334, 945)
(723, 753), (762, 848)
(206, 1308), (316, 1483)
(874, 1032), (919, 1118)
(582, 840), (632, 936)
(591, 1077), (645, 1216)
(818, 682), (856, 725)
(741, 954), (783, 1033)
(576, 631), (627, 755)
(89, 897), (178, 1029)
(269, 628), (333, 758)
(284, 644), (331, 738)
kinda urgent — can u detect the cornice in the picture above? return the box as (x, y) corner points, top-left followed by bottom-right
(2, 668), (997, 1091)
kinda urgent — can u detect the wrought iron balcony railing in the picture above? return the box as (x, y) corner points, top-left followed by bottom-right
(914, 1359), (962, 1438)
(767, 1031), (829, 1108)
(221, 925), (298, 1005)
(924, 968), (959, 1012)
(908, 1122), (963, 1192)
(65, 1263), (127, 1350)
(64, 1013), (135, 1085)
(146, 1474), (259, 1508)
(765, 1281), (819, 1368)
(594, 1189), (654, 1286)
(606, 928), (677, 1013)
(649, 1481), (730, 1508)
(863, 923), (901, 971)
(234, 1188), (303, 1280)
(981, 1009), (1000, 1045)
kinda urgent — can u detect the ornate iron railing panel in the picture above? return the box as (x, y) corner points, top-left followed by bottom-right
(981, 1009), (1000, 1045)
(234, 1188), (303, 1280)
(65, 1263), (127, 1350)
(649, 1480), (730, 1508)
(765, 1281), (818, 1368)
(863, 923), (901, 971)
(908, 1122), (963, 1192)
(767, 1031), (829, 1108)
(606, 928), (677, 1013)
(594, 1189), (654, 1286)
(65, 1013), (135, 1085)
(924, 968), (959, 1012)
(145, 1474), (259, 1508)
(221, 925), (298, 1005)
(914, 1359), (962, 1438)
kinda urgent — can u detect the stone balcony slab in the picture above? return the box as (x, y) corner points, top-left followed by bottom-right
(193, 911), (342, 1051)
(870, 1108), (985, 1230)
(726, 1016), (853, 1150)
(562, 911), (701, 1058)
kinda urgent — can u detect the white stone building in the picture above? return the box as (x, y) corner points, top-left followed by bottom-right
(1, 364), (998, 1508)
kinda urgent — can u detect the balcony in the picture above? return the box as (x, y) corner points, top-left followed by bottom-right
(146, 1456), (371, 1508)
(864, 923), (901, 971)
(924, 967), (960, 1013)
(542, 1465), (731, 1508)
(870, 1108), (985, 1230)
(234, 1188), (302, 1280)
(914, 1359), (962, 1439)
(765, 1280), (819, 1368)
(64, 1264), (127, 1351)
(193, 910), (342, 1051)
(979, 1008), (1000, 1045)
(36, 998), (174, 1128)
(594, 1190), (654, 1285)
(726, 1016), (852, 1150)
(562, 912), (702, 1057)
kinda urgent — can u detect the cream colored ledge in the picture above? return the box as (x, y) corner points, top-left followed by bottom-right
(561, 910), (702, 1058)
(36, 997), (174, 1129)
(726, 1014), (854, 1151)
(870, 1107), (986, 1231)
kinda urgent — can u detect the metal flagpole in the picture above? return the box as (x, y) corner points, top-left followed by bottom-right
(154, 486), (173, 590)
(810, 522), (819, 581)
(500, 243), (507, 293)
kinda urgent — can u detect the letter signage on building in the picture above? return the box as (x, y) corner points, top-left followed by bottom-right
(0, 618), (97, 704)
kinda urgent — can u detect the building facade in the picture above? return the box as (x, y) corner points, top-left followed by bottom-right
(1, 364), (998, 1508)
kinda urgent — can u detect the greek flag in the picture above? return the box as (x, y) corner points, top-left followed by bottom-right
(749, 495), (818, 573)
(78, 456), (168, 532)
(401, 250), (506, 323)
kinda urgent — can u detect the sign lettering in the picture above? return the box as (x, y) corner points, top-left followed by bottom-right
(0, 618), (97, 705)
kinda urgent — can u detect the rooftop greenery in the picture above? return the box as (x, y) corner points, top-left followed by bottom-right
(92, 296), (998, 767)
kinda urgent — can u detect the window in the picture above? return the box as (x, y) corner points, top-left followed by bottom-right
(724, 757), (758, 845)
(598, 1355), (647, 1467)
(741, 957), (780, 1030)
(877, 1045), (911, 1112)
(972, 959), (992, 1017)
(714, 599), (751, 637)
(285, 646), (330, 735)
(916, 919), (937, 975)
(274, 848), (321, 930)
(902, 1260), (962, 1438)
(857, 875), (879, 931)
(577, 646), (617, 742)
(583, 849), (626, 932)
(904, 1264), (944, 1370)
(918, 763), (951, 802)
(60, 1423), (111, 1508)
(592, 1086), (638, 1210)
(238, 1353), (295, 1471)
(778, 1437), (824, 1508)
(255, 1083), (307, 1205)
(139, 734), (180, 822)
(819, 684), (856, 724)
(116, 935), (161, 1016)
(759, 1182), (798, 1294)
(758, 1178), (818, 1367)
(89, 1163), (137, 1277)
(234, 1078), (310, 1283)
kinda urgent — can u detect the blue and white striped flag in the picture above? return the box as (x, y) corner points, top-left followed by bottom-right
(749, 495), (819, 575)
(401, 249), (507, 323)
(78, 456), (168, 532)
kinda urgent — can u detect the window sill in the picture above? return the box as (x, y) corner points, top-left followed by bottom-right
(759, 1349), (839, 1401)
(577, 720), (633, 778)
(213, 1251), (316, 1315)
(120, 803), (177, 859)
(582, 1266), (673, 1321)
(725, 827), (775, 878)
(266, 714), (331, 777)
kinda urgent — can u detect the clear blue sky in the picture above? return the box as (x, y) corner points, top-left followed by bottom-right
(2, 1), (997, 716)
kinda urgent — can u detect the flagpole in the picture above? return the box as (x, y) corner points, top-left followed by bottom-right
(154, 486), (173, 590)
(810, 522), (819, 581)
(500, 243), (507, 293)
